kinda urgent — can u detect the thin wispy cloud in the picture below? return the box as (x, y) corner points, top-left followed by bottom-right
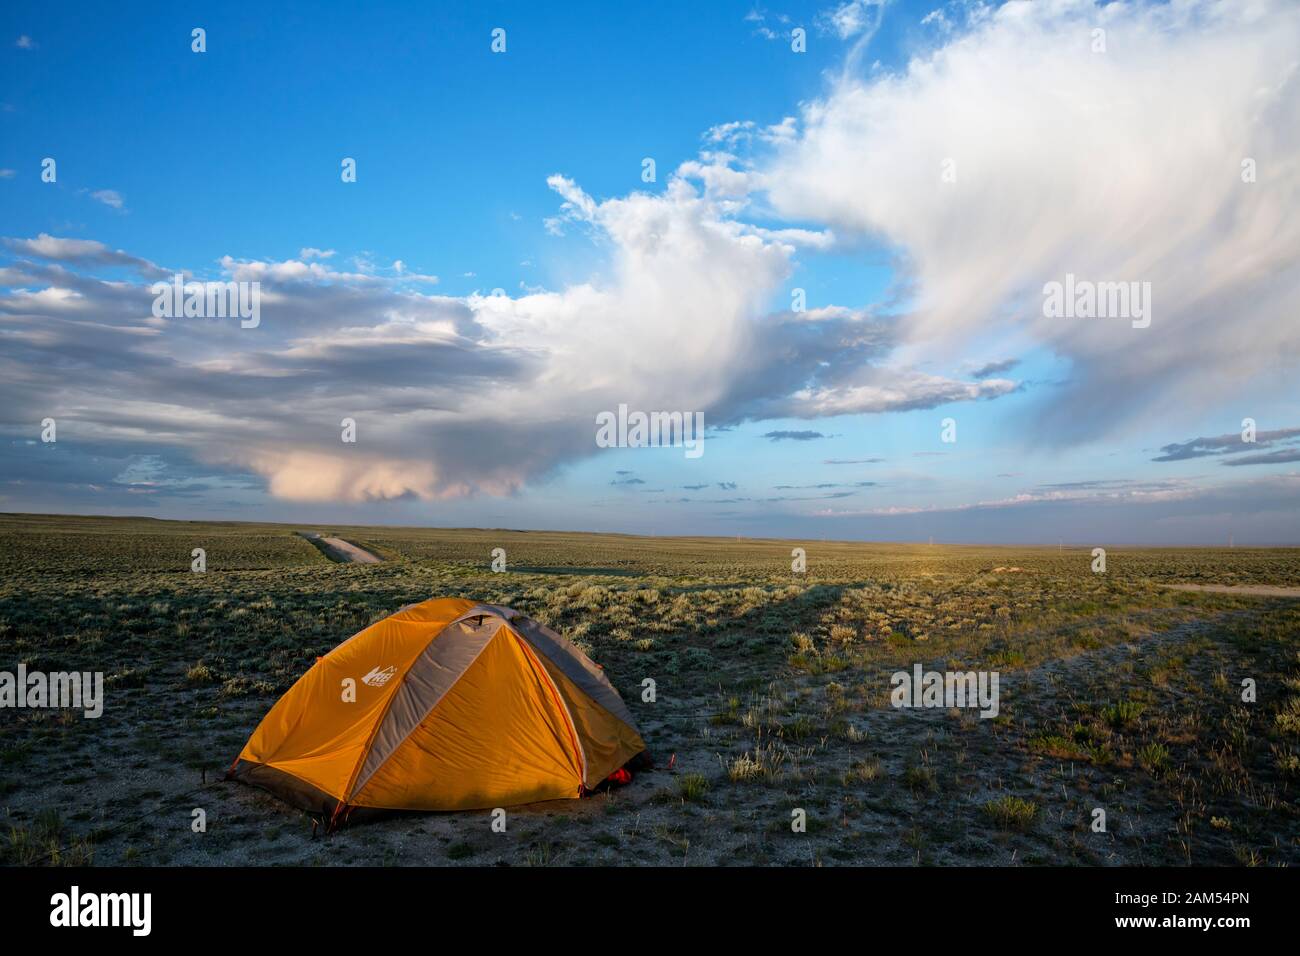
(969, 358), (1019, 379)
(1153, 428), (1300, 463)
(4, 233), (165, 277)
(817, 0), (885, 41)
(89, 189), (125, 210)
(763, 431), (827, 442)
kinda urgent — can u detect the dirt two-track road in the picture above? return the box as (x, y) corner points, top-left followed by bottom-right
(299, 532), (382, 564)
(1160, 583), (1300, 598)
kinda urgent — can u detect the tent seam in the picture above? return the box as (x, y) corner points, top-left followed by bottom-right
(513, 632), (588, 787)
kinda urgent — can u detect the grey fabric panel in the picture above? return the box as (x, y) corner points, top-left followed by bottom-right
(454, 603), (512, 624)
(509, 615), (640, 732)
(231, 759), (341, 817)
(349, 616), (502, 798)
(230, 761), (393, 825)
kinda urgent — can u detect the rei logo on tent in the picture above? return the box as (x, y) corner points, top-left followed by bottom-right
(362, 665), (396, 687)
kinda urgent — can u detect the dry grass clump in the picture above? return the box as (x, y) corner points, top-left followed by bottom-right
(982, 795), (1038, 830)
(725, 743), (787, 783)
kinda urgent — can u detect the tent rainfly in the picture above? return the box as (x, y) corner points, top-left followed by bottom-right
(230, 598), (646, 824)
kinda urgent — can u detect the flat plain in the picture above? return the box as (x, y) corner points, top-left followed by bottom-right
(2, 512), (1298, 866)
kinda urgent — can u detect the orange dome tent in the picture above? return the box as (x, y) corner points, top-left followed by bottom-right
(230, 598), (646, 822)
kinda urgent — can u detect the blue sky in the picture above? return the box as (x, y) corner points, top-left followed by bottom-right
(3, 2), (841, 281)
(2, 1), (1299, 544)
